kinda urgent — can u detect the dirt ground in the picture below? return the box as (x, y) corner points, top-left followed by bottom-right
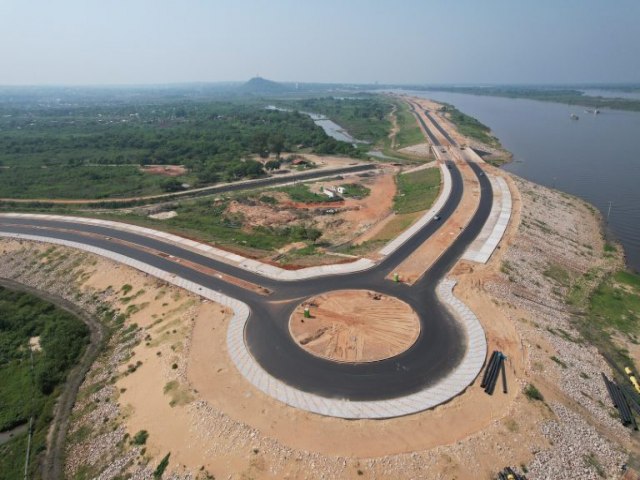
(140, 165), (188, 177)
(398, 142), (431, 158)
(226, 168), (399, 253)
(289, 290), (420, 363)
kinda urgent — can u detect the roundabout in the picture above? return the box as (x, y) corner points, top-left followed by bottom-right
(289, 290), (420, 364)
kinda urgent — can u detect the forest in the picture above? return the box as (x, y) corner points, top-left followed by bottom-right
(0, 285), (89, 478)
(0, 99), (360, 199)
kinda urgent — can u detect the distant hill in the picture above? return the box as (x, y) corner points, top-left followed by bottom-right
(239, 77), (291, 94)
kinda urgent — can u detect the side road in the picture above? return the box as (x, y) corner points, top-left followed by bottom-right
(0, 162), (452, 282)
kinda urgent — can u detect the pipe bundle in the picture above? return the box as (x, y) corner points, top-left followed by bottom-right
(481, 350), (507, 395)
(602, 373), (638, 430)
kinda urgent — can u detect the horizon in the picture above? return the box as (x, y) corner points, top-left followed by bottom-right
(1, 77), (640, 90)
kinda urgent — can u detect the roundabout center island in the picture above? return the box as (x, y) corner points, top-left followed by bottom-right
(289, 289), (421, 363)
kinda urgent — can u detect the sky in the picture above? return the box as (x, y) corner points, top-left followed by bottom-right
(1, 0), (639, 86)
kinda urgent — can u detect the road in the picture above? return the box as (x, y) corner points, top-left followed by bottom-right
(0, 107), (492, 403)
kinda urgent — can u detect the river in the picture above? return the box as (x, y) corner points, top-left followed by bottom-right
(402, 90), (640, 271)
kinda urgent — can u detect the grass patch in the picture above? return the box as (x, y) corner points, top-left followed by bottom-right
(589, 271), (640, 335)
(393, 168), (441, 214)
(278, 184), (329, 203)
(163, 380), (194, 407)
(543, 263), (571, 287)
(440, 103), (501, 147)
(550, 355), (568, 369)
(570, 269), (640, 380)
(339, 183), (370, 198)
(394, 101), (425, 148)
(524, 384), (544, 401)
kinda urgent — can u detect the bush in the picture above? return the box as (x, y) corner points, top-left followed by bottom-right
(153, 453), (171, 479)
(524, 384), (544, 401)
(132, 430), (149, 446)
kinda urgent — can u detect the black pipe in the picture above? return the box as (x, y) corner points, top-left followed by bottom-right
(622, 386), (640, 416)
(611, 384), (632, 424)
(484, 354), (500, 393)
(501, 357), (508, 394)
(483, 353), (502, 393)
(486, 355), (504, 395)
(481, 351), (498, 388)
(602, 373), (617, 406)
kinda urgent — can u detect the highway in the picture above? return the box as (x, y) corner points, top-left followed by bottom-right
(0, 108), (492, 403)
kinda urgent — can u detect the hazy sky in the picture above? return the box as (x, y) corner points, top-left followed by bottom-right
(1, 0), (638, 86)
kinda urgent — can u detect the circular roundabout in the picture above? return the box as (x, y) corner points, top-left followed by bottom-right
(289, 289), (420, 363)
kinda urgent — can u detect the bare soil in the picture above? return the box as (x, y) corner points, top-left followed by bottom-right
(289, 290), (420, 363)
(140, 165), (188, 177)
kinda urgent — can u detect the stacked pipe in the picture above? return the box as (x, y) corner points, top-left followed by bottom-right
(481, 350), (507, 395)
(497, 466), (527, 480)
(602, 373), (638, 430)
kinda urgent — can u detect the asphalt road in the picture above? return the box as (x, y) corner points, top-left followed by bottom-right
(0, 113), (493, 402)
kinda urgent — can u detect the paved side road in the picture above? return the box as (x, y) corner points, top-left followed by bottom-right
(0, 162), (452, 281)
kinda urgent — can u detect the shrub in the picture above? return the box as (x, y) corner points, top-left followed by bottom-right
(524, 384), (544, 401)
(153, 453), (171, 479)
(132, 430), (149, 446)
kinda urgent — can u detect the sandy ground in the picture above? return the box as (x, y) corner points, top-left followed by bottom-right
(140, 165), (188, 177)
(398, 142), (431, 157)
(388, 159), (480, 284)
(289, 290), (420, 363)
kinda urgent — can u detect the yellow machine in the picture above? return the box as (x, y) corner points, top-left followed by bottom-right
(625, 367), (640, 394)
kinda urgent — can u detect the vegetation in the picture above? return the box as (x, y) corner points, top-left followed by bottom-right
(278, 184), (329, 203)
(0, 286), (89, 479)
(524, 383), (544, 401)
(393, 101), (425, 148)
(153, 453), (171, 479)
(100, 195), (322, 255)
(0, 99), (359, 199)
(132, 429), (149, 446)
(339, 183), (370, 198)
(280, 96), (392, 144)
(565, 268), (640, 383)
(439, 103), (501, 147)
(393, 167), (441, 214)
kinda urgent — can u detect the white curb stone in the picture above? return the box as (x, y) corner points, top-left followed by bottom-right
(462, 175), (512, 264)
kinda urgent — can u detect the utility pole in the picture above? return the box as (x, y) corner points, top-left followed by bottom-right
(607, 201), (613, 223)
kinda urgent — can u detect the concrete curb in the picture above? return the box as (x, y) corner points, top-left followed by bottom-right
(0, 162), (452, 281)
(462, 175), (512, 264)
(0, 232), (486, 419)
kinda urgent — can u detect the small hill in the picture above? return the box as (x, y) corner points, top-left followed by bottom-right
(239, 77), (290, 94)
